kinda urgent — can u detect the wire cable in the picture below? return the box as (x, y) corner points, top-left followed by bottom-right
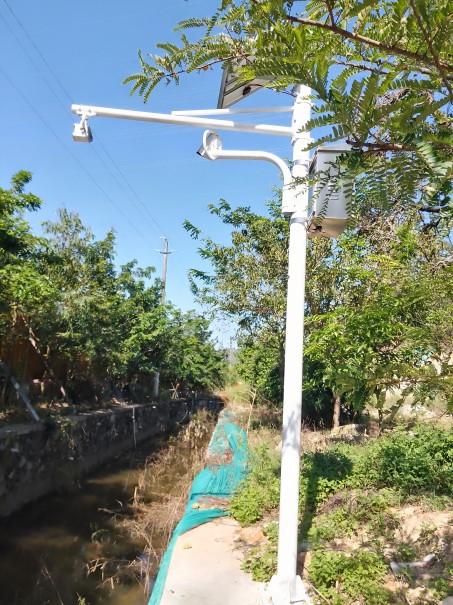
(0, 65), (154, 247)
(1, 0), (169, 241)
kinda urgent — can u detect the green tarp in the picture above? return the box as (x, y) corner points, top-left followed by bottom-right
(148, 411), (249, 605)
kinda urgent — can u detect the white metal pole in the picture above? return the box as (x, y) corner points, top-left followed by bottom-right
(72, 91), (313, 603)
(268, 85), (312, 605)
(207, 149), (292, 186)
(171, 106), (293, 116)
(71, 104), (292, 137)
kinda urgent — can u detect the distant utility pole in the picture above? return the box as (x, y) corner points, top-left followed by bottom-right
(152, 237), (175, 399)
(228, 336), (234, 368)
(155, 237), (175, 304)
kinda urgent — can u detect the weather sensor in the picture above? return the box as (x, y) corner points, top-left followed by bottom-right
(308, 145), (352, 238)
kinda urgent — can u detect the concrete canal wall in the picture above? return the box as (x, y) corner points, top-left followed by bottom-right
(0, 397), (222, 517)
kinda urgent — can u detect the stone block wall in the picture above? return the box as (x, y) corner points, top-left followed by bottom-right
(0, 397), (222, 517)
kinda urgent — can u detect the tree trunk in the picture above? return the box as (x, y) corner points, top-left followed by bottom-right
(27, 326), (74, 407)
(0, 360), (41, 422)
(332, 391), (341, 429)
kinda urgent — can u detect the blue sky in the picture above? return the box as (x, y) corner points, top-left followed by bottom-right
(0, 0), (296, 345)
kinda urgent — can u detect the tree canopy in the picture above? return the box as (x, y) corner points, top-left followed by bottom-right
(0, 172), (52, 331)
(125, 0), (453, 217)
(123, 0), (453, 422)
(0, 173), (226, 413)
(184, 191), (453, 422)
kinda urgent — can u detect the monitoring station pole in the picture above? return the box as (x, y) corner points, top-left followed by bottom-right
(72, 97), (312, 604)
(72, 72), (349, 603)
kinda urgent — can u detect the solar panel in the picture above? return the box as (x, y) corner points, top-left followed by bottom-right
(217, 56), (273, 109)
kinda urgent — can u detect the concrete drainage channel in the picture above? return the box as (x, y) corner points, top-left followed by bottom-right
(0, 397), (223, 518)
(0, 397), (223, 605)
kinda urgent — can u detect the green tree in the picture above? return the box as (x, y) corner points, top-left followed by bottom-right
(0, 171), (41, 260)
(125, 0), (453, 215)
(0, 172), (53, 341)
(39, 209), (122, 388)
(161, 309), (227, 390)
(1, 174), (227, 412)
(305, 213), (453, 422)
(184, 192), (453, 422)
(237, 331), (284, 402)
(123, 0), (453, 418)
(105, 266), (226, 392)
(185, 198), (289, 386)
(38, 208), (227, 398)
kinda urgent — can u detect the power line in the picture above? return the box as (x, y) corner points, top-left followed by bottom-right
(1, 0), (168, 240)
(1, 1), (208, 280)
(0, 9), (164, 239)
(0, 66), (154, 247)
(94, 138), (168, 237)
(3, 0), (73, 105)
(0, 13), (69, 117)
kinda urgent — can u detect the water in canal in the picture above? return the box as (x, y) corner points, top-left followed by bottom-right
(0, 419), (211, 605)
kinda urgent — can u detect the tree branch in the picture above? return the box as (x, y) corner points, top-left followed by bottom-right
(346, 139), (415, 152)
(334, 59), (386, 74)
(334, 60), (453, 81)
(285, 14), (453, 73)
(324, 0), (336, 26)
(408, 0), (453, 100)
(346, 138), (453, 154)
(418, 206), (444, 213)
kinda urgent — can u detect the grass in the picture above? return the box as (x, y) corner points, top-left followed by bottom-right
(229, 420), (453, 604)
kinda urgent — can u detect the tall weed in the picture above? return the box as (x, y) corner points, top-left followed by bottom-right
(229, 444), (280, 524)
(231, 422), (452, 601)
(309, 549), (393, 605)
(231, 423), (452, 528)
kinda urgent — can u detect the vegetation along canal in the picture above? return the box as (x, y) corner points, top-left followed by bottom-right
(0, 414), (213, 605)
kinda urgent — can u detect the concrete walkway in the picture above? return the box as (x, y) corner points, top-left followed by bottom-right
(160, 517), (264, 605)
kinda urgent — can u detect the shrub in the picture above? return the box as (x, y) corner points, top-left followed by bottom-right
(299, 449), (354, 510)
(241, 545), (278, 581)
(366, 424), (453, 495)
(308, 488), (401, 543)
(229, 444), (280, 524)
(233, 424), (452, 527)
(232, 423), (452, 601)
(308, 548), (393, 605)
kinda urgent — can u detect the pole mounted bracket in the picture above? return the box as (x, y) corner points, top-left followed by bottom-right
(73, 106), (98, 118)
(197, 130), (301, 216)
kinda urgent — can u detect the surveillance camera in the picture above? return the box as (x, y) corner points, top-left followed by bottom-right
(196, 144), (211, 159)
(196, 130), (222, 160)
(72, 118), (93, 143)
